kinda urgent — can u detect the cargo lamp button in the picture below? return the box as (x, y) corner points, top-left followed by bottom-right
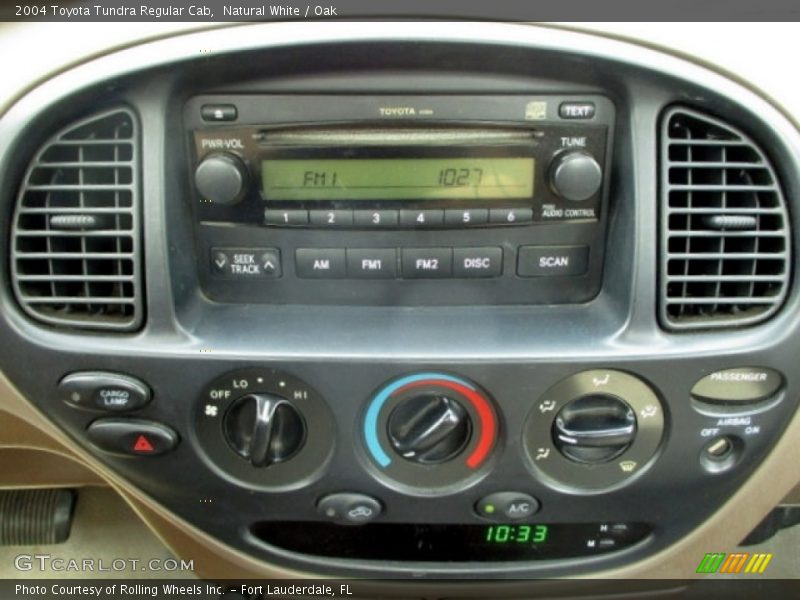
(476, 492), (540, 521)
(59, 371), (152, 412)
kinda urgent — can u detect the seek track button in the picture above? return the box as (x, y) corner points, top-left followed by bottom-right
(211, 247), (282, 278)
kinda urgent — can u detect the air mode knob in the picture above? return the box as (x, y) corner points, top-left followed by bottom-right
(549, 151), (603, 202)
(387, 393), (472, 464)
(552, 394), (636, 464)
(223, 393), (306, 467)
(194, 152), (248, 205)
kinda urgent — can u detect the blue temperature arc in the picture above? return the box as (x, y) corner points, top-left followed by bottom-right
(364, 372), (476, 467)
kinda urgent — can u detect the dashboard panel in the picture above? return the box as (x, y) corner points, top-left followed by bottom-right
(1, 22), (800, 587)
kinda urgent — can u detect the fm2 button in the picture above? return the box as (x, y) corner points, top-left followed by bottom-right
(476, 492), (540, 521)
(317, 493), (382, 525)
(59, 372), (151, 412)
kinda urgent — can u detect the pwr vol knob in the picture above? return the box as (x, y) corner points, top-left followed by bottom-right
(194, 153), (247, 205)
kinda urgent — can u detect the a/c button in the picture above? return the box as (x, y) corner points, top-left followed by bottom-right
(476, 492), (540, 521)
(517, 245), (588, 277)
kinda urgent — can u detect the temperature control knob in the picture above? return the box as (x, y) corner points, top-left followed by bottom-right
(223, 393), (305, 467)
(387, 393), (472, 464)
(194, 153), (248, 205)
(552, 394), (636, 464)
(549, 151), (603, 202)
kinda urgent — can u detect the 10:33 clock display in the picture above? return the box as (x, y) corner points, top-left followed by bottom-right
(485, 524), (549, 544)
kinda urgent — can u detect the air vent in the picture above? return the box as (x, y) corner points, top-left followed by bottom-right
(10, 108), (142, 331)
(660, 107), (791, 330)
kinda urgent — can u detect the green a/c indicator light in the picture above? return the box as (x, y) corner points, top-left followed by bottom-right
(484, 504), (496, 515)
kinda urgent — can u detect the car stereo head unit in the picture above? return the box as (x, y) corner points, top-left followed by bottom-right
(184, 95), (615, 307)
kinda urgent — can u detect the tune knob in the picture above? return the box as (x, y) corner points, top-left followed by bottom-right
(223, 393), (306, 467)
(387, 392), (472, 464)
(194, 152), (248, 205)
(552, 394), (636, 464)
(549, 151), (603, 202)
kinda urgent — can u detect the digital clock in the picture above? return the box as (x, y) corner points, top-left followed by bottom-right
(252, 521), (651, 561)
(485, 524), (548, 544)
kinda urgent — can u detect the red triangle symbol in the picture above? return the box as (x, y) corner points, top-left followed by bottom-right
(133, 435), (154, 453)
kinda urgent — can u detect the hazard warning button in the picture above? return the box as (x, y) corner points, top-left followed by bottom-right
(86, 419), (178, 457)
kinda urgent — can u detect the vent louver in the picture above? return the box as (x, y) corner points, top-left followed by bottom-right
(660, 107), (791, 330)
(10, 108), (142, 331)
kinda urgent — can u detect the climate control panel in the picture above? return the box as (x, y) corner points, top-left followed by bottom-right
(44, 360), (794, 576)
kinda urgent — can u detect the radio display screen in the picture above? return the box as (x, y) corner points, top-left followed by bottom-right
(261, 158), (534, 201)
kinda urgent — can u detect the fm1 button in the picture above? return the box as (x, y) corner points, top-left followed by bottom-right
(476, 492), (540, 521)
(86, 419), (178, 457)
(317, 493), (382, 525)
(346, 248), (397, 278)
